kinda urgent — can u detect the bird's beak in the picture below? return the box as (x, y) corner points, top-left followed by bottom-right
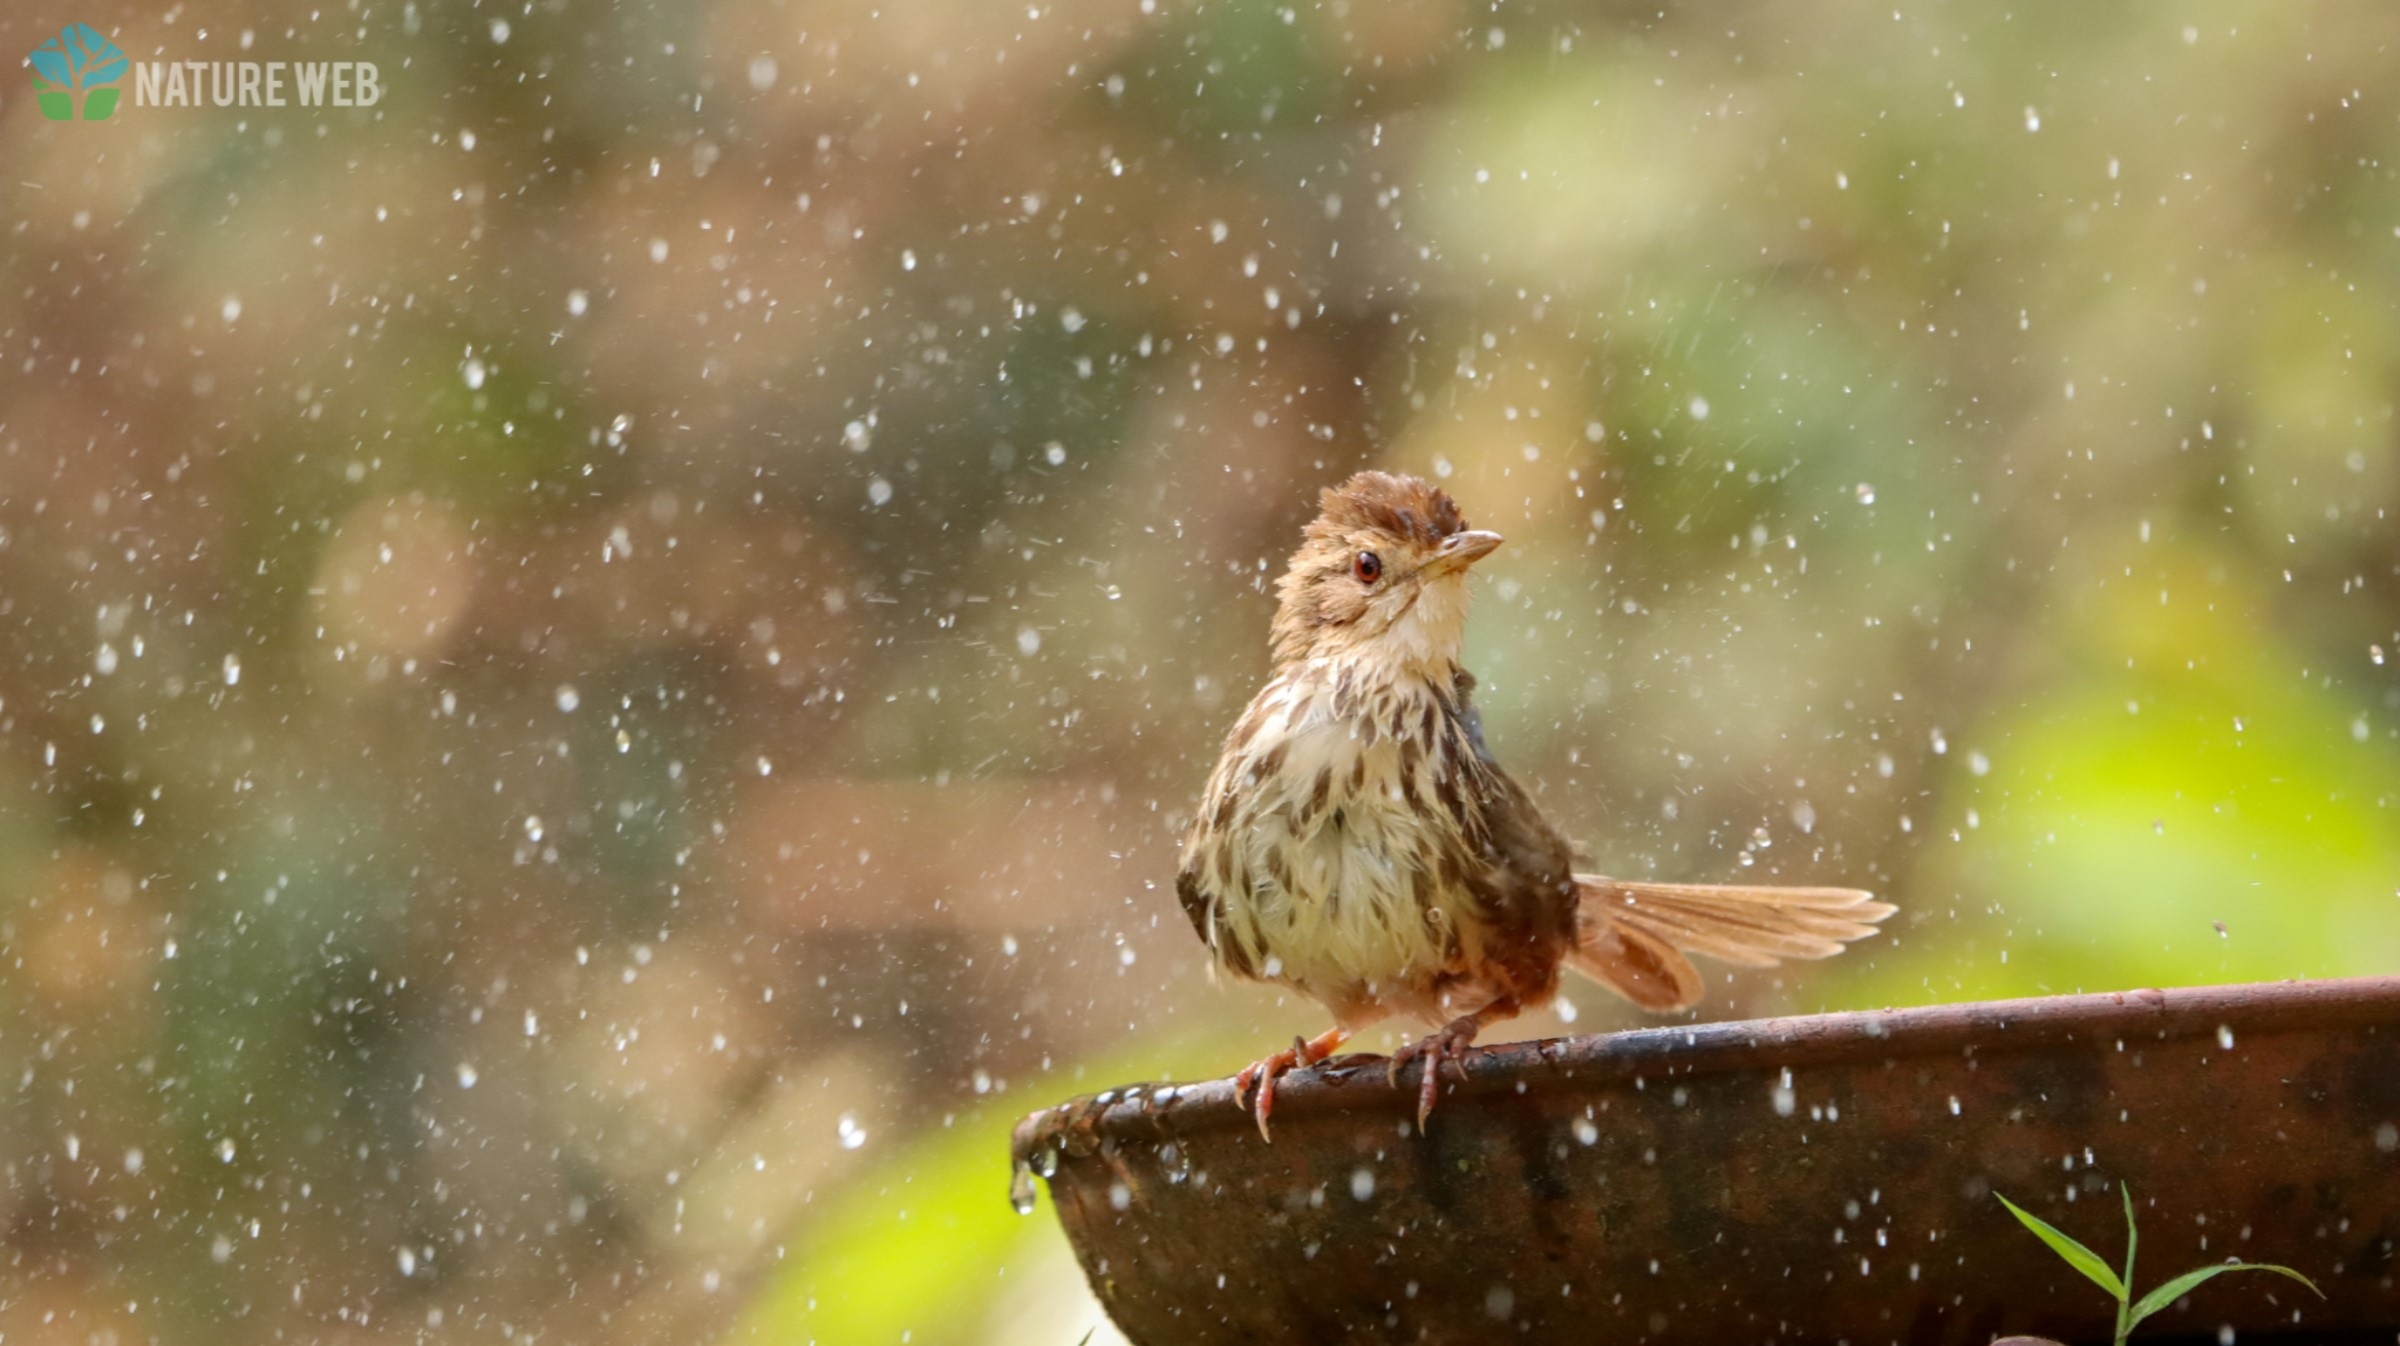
(1429, 529), (1504, 574)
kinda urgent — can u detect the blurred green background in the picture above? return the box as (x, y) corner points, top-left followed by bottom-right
(4, 1), (2398, 1341)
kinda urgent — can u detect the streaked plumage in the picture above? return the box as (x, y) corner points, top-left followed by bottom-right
(1177, 471), (1894, 1136)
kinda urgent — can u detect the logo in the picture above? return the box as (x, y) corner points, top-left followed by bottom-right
(27, 22), (383, 120)
(30, 22), (126, 121)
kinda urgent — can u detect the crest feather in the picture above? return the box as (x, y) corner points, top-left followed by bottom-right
(1310, 471), (1467, 547)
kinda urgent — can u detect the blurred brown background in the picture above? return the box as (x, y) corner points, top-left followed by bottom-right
(4, 2), (2399, 1342)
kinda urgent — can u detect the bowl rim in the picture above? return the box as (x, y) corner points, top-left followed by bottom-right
(1011, 974), (2400, 1161)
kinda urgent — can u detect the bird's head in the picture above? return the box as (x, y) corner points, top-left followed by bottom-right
(1269, 470), (1503, 675)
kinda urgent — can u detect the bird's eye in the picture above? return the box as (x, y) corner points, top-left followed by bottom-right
(1353, 551), (1382, 585)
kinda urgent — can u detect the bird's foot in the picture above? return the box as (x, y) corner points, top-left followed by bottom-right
(1233, 1026), (1349, 1142)
(1387, 1013), (1488, 1130)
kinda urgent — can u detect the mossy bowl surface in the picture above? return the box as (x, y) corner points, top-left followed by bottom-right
(1012, 977), (2400, 1345)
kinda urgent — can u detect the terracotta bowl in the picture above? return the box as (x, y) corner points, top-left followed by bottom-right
(1012, 977), (2400, 1344)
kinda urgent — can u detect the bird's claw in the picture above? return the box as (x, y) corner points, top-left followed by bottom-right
(1234, 1030), (1349, 1142)
(1388, 1018), (1482, 1130)
(1234, 1037), (1314, 1142)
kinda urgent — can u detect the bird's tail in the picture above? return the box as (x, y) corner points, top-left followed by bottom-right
(1563, 877), (1895, 1012)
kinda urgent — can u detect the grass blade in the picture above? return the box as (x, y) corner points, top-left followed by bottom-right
(1996, 1192), (2127, 1301)
(2124, 1262), (2322, 1333)
(2119, 1185), (2137, 1291)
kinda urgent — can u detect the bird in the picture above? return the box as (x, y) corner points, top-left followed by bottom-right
(1176, 470), (1894, 1138)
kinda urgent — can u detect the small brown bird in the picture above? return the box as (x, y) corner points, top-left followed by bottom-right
(1177, 471), (1893, 1137)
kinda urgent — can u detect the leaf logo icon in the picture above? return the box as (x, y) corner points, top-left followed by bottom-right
(29, 23), (128, 121)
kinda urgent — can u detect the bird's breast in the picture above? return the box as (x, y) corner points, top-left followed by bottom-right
(1187, 673), (1479, 1003)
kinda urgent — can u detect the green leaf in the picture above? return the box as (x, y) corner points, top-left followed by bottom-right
(1996, 1192), (2127, 1302)
(2119, 1185), (2138, 1292)
(2124, 1261), (2323, 1333)
(2115, 1184), (2140, 1346)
